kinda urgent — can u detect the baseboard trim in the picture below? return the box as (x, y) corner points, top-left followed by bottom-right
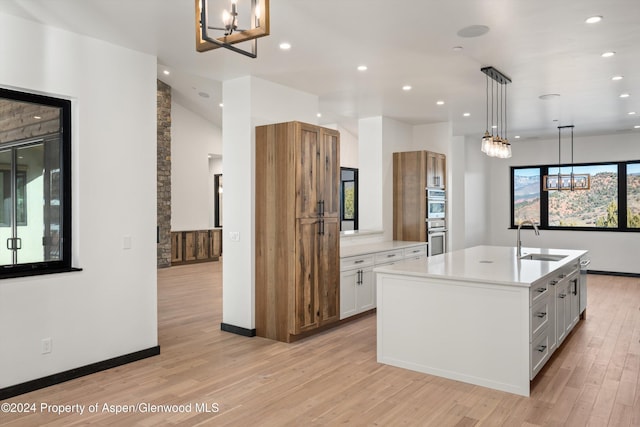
(221, 323), (256, 337)
(588, 270), (640, 278)
(0, 346), (160, 400)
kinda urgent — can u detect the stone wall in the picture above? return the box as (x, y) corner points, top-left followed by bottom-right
(157, 80), (172, 267)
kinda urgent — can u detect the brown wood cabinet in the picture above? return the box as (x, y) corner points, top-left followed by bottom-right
(255, 121), (340, 343)
(170, 229), (222, 265)
(393, 150), (446, 242)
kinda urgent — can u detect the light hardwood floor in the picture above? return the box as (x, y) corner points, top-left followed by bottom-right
(2, 262), (639, 426)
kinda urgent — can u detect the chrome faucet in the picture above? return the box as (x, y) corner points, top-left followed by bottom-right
(517, 219), (540, 257)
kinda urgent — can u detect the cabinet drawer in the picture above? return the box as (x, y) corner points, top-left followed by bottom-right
(530, 296), (550, 341)
(530, 330), (550, 379)
(404, 245), (427, 259)
(341, 254), (375, 271)
(530, 281), (550, 305)
(375, 249), (404, 264)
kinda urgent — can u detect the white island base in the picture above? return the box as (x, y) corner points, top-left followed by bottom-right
(376, 245), (587, 397)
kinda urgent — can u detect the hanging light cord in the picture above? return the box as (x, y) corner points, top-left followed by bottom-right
(485, 74), (489, 132)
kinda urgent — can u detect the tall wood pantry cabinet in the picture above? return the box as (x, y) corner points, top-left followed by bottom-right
(255, 121), (340, 343)
(393, 150), (446, 242)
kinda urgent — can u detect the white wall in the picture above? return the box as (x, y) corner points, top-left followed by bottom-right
(0, 14), (157, 387)
(484, 132), (640, 274)
(171, 101), (221, 231)
(358, 117), (384, 232)
(381, 118), (413, 240)
(222, 76), (318, 331)
(462, 136), (490, 249)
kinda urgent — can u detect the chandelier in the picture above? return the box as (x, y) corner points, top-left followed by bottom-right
(543, 125), (591, 191)
(480, 66), (512, 159)
(195, 0), (270, 58)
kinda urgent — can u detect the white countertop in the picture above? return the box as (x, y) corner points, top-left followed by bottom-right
(374, 245), (588, 287)
(340, 240), (427, 258)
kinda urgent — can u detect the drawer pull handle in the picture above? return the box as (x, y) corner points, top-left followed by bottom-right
(559, 293), (567, 299)
(536, 287), (546, 293)
(536, 312), (547, 318)
(549, 280), (558, 286)
(387, 254), (396, 258)
(536, 345), (547, 353)
(354, 260), (365, 264)
(412, 250), (420, 253)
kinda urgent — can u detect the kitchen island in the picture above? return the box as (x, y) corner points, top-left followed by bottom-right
(375, 245), (588, 396)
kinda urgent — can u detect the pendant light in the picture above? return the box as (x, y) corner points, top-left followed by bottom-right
(196, 0), (270, 58)
(480, 66), (512, 158)
(543, 125), (591, 191)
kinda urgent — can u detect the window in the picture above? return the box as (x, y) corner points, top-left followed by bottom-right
(548, 164), (618, 227)
(340, 167), (358, 231)
(0, 88), (72, 277)
(511, 161), (638, 232)
(628, 163), (640, 228)
(513, 167), (540, 226)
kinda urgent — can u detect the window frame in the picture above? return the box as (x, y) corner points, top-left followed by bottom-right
(0, 87), (73, 278)
(511, 160), (638, 232)
(339, 167), (359, 231)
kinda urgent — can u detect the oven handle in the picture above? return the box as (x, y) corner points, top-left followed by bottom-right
(428, 229), (447, 234)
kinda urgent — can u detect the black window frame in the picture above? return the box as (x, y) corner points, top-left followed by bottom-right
(340, 167), (359, 231)
(0, 87), (73, 278)
(510, 160), (639, 232)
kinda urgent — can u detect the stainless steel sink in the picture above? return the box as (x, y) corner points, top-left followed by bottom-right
(519, 253), (568, 261)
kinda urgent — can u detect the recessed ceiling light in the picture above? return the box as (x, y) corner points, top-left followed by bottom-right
(514, 135), (521, 139)
(452, 46), (464, 52)
(539, 94), (561, 100)
(402, 85), (412, 91)
(492, 125), (498, 129)
(601, 51), (616, 58)
(585, 16), (602, 24)
(463, 112), (470, 117)
(635, 125), (640, 129)
(219, 103), (224, 108)
(436, 100), (445, 105)
(612, 75), (624, 81)
(620, 93), (630, 98)
(317, 113), (322, 118)
(163, 70), (170, 75)
(456, 25), (490, 38)
(628, 112), (637, 115)
(357, 65), (368, 71)
(33, 115), (41, 120)
(279, 42), (291, 50)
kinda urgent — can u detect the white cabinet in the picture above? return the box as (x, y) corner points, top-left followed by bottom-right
(340, 254), (375, 320)
(374, 249), (404, 265)
(340, 242), (427, 320)
(529, 260), (581, 380)
(404, 245), (427, 260)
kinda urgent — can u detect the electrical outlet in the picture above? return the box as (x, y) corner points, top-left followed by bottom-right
(42, 337), (52, 354)
(229, 231), (240, 241)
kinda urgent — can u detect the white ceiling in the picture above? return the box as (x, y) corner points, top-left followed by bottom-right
(2, 0), (640, 141)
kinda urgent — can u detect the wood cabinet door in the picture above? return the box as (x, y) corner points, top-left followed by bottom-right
(296, 123), (321, 219)
(427, 152), (446, 188)
(196, 231), (209, 260)
(319, 129), (340, 218)
(293, 218), (320, 334)
(393, 151), (427, 241)
(171, 232), (183, 263)
(318, 217), (340, 325)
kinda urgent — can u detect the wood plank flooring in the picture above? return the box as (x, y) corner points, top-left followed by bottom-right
(1, 262), (639, 426)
